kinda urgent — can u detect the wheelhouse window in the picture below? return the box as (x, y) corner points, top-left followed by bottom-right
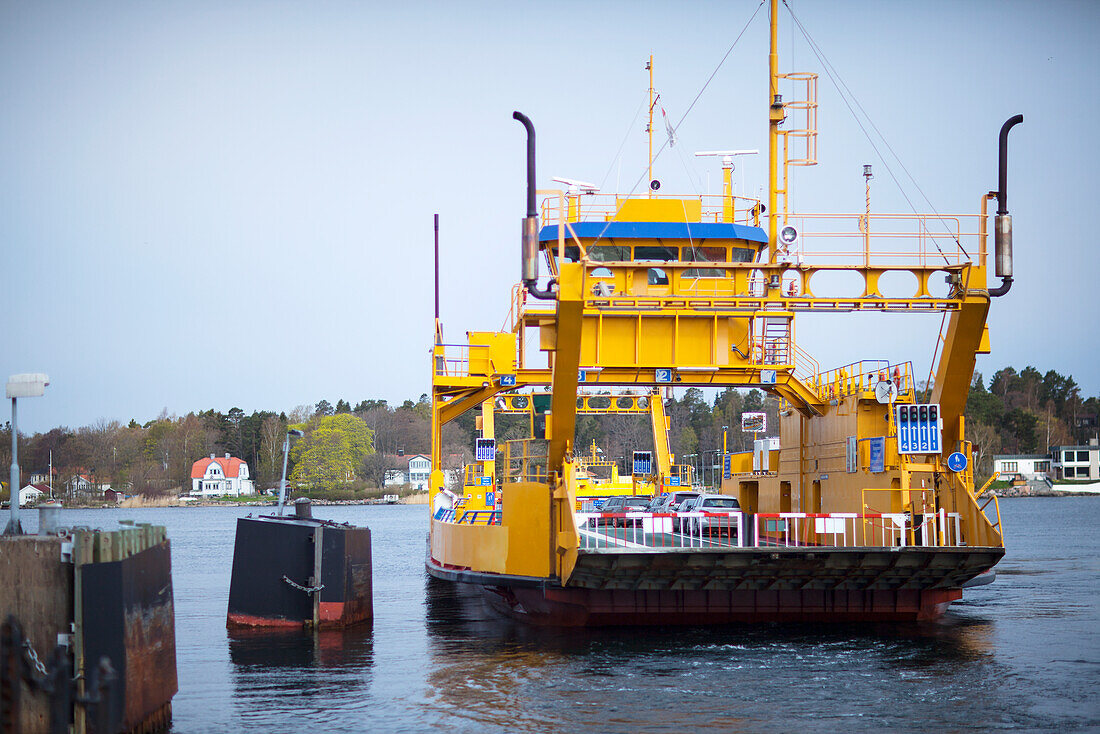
(684, 245), (727, 278)
(589, 244), (630, 262)
(633, 245), (678, 261)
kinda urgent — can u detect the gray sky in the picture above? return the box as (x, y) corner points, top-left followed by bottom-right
(3, 0), (1097, 433)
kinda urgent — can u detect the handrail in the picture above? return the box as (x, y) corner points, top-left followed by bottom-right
(975, 471), (1000, 498)
(540, 192), (764, 228)
(570, 510), (964, 550)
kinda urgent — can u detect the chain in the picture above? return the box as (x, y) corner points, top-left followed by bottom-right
(22, 639), (48, 677)
(282, 575), (325, 594)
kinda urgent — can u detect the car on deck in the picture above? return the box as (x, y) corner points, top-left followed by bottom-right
(599, 495), (652, 527)
(680, 494), (742, 538)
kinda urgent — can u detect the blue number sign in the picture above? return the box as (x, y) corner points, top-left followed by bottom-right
(655, 368), (673, 383)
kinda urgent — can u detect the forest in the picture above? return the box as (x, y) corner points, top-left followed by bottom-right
(0, 365), (1095, 499)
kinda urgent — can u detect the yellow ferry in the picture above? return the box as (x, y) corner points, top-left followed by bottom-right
(426, 1), (1017, 624)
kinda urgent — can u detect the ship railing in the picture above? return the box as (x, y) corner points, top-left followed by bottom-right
(433, 507), (501, 526)
(811, 360), (915, 401)
(432, 343), (491, 378)
(792, 344), (821, 385)
(755, 511), (963, 548)
(463, 464), (490, 486)
(565, 259), (969, 306)
(501, 439), (549, 484)
(539, 193), (763, 228)
(570, 510), (964, 551)
(457, 510), (501, 526)
(779, 212), (983, 269)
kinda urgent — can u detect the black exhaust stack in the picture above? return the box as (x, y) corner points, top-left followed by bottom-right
(513, 111), (555, 299)
(989, 114), (1023, 297)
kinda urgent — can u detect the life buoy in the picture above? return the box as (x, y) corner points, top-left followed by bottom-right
(893, 366), (901, 382)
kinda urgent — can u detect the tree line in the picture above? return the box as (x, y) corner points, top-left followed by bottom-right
(0, 365), (1094, 498)
(965, 367), (1098, 477)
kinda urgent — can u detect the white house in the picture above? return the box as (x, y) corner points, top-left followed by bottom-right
(383, 454), (462, 492)
(1050, 439), (1100, 481)
(190, 453), (255, 497)
(68, 474), (96, 495)
(992, 455), (1051, 482)
(384, 454), (433, 492)
(19, 483), (48, 505)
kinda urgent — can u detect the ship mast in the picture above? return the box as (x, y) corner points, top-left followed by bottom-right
(647, 54), (655, 197)
(767, 0), (780, 263)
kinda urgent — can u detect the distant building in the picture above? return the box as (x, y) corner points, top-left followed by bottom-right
(29, 468), (58, 485)
(190, 453), (255, 497)
(992, 455), (1051, 482)
(19, 483), (49, 505)
(67, 474), (97, 495)
(382, 454), (460, 492)
(1050, 439), (1100, 481)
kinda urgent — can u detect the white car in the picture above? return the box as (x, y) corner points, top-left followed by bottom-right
(681, 494), (742, 537)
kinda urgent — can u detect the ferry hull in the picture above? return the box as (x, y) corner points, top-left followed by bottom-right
(426, 545), (1001, 626)
(486, 585), (960, 625)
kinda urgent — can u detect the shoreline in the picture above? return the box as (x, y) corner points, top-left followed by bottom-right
(13, 492), (431, 510)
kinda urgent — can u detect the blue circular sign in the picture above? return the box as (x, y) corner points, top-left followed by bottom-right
(947, 452), (968, 472)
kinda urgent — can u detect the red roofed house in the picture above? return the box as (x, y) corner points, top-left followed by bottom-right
(191, 453), (255, 498)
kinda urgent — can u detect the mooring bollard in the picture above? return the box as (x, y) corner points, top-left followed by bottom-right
(37, 502), (61, 536)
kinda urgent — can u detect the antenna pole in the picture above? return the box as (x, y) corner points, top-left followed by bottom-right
(647, 55), (655, 197)
(434, 213), (441, 344)
(767, 0), (780, 263)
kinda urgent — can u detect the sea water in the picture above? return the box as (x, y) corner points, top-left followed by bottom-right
(24, 497), (1099, 732)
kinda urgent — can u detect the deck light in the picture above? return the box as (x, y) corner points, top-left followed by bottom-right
(6, 373), (50, 535)
(277, 428), (305, 516)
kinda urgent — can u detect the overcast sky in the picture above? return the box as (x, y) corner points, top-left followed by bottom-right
(2, 0), (1097, 434)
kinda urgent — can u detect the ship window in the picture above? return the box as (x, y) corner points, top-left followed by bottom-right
(634, 245), (677, 261)
(647, 267), (669, 285)
(684, 245), (728, 262)
(592, 267), (613, 278)
(684, 246), (725, 278)
(550, 245), (585, 263)
(730, 247), (756, 262)
(588, 244), (629, 262)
